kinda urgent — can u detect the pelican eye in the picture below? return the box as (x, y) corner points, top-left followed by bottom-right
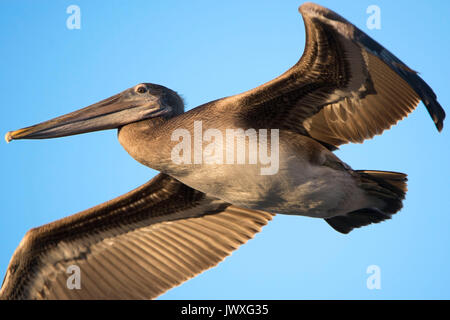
(136, 86), (147, 94)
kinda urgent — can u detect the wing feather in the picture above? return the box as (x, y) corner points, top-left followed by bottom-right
(238, 3), (444, 149)
(0, 174), (273, 300)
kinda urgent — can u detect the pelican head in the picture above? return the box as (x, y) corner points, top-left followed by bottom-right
(5, 83), (184, 143)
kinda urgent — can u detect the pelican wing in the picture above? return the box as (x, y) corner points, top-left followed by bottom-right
(0, 174), (273, 300)
(239, 3), (445, 149)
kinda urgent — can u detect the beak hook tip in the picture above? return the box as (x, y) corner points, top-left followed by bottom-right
(5, 131), (13, 143)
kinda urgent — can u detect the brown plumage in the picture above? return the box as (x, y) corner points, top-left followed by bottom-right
(240, 4), (443, 149)
(1, 174), (273, 299)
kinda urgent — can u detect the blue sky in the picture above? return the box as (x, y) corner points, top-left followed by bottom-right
(0, 0), (449, 299)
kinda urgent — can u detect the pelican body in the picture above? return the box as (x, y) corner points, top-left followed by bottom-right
(1, 3), (445, 299)
(119, 113), (368, 218)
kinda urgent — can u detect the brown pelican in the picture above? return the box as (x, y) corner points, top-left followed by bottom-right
(1, 3), (445, 300)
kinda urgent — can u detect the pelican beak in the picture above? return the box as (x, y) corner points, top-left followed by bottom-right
(5, 88), (169, 143)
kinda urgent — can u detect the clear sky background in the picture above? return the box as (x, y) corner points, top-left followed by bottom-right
(0, 0), (449, 299)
